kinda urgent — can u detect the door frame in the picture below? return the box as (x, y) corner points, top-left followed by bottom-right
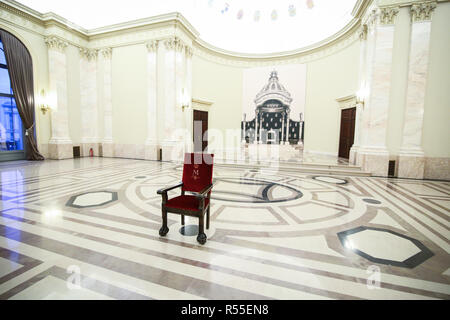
(190, 98), (213, 152)
(336, 94), (358, 159)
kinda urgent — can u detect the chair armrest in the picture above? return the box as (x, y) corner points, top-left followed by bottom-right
(190, 184), (213, 199)
(157, 182), (183, 195)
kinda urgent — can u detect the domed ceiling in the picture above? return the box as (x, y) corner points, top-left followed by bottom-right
(16, 0), (358, 54)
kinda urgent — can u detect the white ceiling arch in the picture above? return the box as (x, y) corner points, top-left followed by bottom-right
(15, 0), (359, 54)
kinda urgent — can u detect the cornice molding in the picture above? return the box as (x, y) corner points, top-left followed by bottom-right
(410, 1), (437, 22)
(3, 0), (370, 62)
(44, 35), (68, 52)
(336, 94), (357, 110)
(78, 47), (98, 60)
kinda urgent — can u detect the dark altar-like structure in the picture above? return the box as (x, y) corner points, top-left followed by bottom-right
(241, 71), (304, 145)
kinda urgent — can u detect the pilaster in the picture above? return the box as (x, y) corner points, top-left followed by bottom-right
(98, 47), (114, 157)
(79, 47), (99, 157)
(355, 6), (398, 176)
(45, 36), (73, 160)
(398, 1), (436, 179)
(145, 40), (159, 160)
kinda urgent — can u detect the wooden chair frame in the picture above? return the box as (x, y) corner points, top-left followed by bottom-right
(157, 182), (213, 244)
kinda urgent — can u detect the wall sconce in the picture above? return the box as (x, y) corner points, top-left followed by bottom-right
(38, 89), (51, 115)
(181, 88), (190, 112)
(356, 85), (368, 107)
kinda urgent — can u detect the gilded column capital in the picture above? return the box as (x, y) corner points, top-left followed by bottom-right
(79, 47), (98, 61)
(146, 40), (159, 52)
(99, 47), (112, 59)
(379, 6), (399, 25)
(411, 1), (436, 22)
(44, 36), (68, 52)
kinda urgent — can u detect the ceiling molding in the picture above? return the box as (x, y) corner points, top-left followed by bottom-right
(1, 0), (374, 60)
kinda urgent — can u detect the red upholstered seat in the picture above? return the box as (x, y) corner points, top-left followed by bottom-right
(165, 195), (210, 211)
(157, 153), (214, 244)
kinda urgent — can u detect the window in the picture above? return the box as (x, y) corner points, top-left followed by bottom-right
(0, 39), (23, 151)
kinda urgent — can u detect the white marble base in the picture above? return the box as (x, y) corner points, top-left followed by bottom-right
(101, 143), (115, 158)
(161, 141), (184, 162)
(349, 146), (358, 165)
(144, 143), (160, 161)
(48, 143), (73, 160)
(424, 157), (450, 181)
(356, 150), (389, 177)
(114, 144), (145, 160)
(80, 143), (100, 157)
(398, 154), (425, 179)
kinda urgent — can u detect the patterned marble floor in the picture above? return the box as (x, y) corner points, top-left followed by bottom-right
(0, 158), (449, 300)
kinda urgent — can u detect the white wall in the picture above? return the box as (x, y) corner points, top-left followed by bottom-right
(304, 41), (360, 155)
(111, 44), (148, 145)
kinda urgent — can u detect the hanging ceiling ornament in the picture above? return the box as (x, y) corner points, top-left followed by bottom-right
(221, 2), (229, 14)
(288, 4), (296, 17)
(253, 10), (261, 22)
(306, 0), (314, 9)
(237, 9), (244, 20)
(271, 9), (278, 21)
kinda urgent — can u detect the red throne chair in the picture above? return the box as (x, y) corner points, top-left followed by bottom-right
(157, 153), (214, 244)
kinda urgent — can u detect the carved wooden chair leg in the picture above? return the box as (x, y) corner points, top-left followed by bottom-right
(206, 205), (210, 230)
(181, 215), (185, 225)
(197, 213), (207, 245)
(159, 208), (169, 236)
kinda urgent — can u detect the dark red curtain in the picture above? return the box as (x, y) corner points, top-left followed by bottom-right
(0, 29), (44, 160)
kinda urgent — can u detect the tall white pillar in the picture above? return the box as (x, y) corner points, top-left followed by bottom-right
(99, 48), (114, 157)
(145, 40), (159, 160)
(45, 36), (73, 160)
(161, 37), (186, 161)
(79, 47), (99, 157)
(349, 25), (368, 165)
(184, 45), (193, 153)
(398, 2), (436, 179)
(356, 6), (399, 176)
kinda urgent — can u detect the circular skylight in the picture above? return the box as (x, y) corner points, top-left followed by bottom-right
(17, 0), (357, 54)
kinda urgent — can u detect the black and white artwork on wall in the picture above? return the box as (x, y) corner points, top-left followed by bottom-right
(241, 64), (307, 145)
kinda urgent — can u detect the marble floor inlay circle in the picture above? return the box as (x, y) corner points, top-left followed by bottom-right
(211, 177), (304, 203)
(179, 225), (199, 236)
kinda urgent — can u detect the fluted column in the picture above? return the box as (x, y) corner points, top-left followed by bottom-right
(99, 48), (114, 157)
(398, 2), (436, 178)
(356, 6), (399, 175)
(45, 36), (73, 159)
(144, 40), (159, 160)
(79, 47), (99, 157)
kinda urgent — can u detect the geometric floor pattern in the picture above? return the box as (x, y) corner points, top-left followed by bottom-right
(0, 158), (449, 299)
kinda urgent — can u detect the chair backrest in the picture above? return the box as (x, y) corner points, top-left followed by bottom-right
(182, 153), (214, 192)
